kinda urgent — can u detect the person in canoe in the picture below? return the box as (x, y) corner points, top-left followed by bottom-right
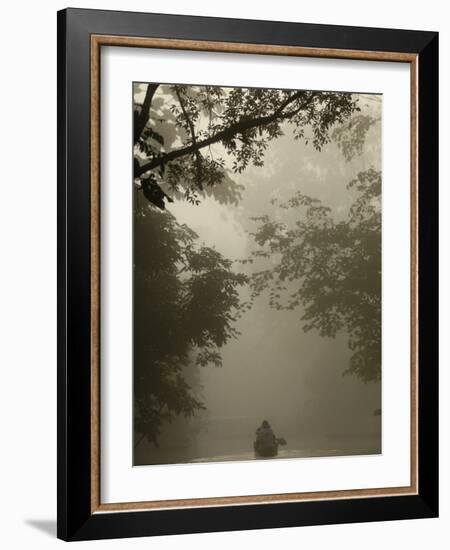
(254, 420), (286, 457)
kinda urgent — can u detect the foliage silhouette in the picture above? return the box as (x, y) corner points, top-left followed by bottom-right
(249, 168), (381, 382)
(134, 199), (247, 447)
(133, 84), (361, 208)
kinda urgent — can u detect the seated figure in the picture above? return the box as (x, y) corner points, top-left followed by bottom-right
(254, 420), (277, 457)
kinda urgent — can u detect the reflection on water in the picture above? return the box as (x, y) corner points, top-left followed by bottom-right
(134, 415), (381, 466)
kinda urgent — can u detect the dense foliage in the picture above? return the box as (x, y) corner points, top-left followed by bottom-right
(134, 200), (247, 446)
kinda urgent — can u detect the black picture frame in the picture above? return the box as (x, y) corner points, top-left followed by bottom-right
(57, 7), (438, 541)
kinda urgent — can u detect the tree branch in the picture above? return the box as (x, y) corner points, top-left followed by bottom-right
(136, 91), (313, 178)
(134, 83), (159, 145)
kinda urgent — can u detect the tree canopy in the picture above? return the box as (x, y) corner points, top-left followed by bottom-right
(133, 84), (361, 208)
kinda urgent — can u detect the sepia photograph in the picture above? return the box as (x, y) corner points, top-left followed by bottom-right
(132, 81), (382, 467)
(54, 8), (438, 542)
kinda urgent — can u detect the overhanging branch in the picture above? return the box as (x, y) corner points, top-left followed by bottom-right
(136, 90), (314, 178)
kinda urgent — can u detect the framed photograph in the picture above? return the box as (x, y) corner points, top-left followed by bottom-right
(57, 8), (438, 541)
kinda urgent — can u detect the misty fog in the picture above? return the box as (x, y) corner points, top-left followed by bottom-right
(133, 85), (381, 466)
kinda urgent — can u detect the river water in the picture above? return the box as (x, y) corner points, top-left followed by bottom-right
(134, 415), (381, 466)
